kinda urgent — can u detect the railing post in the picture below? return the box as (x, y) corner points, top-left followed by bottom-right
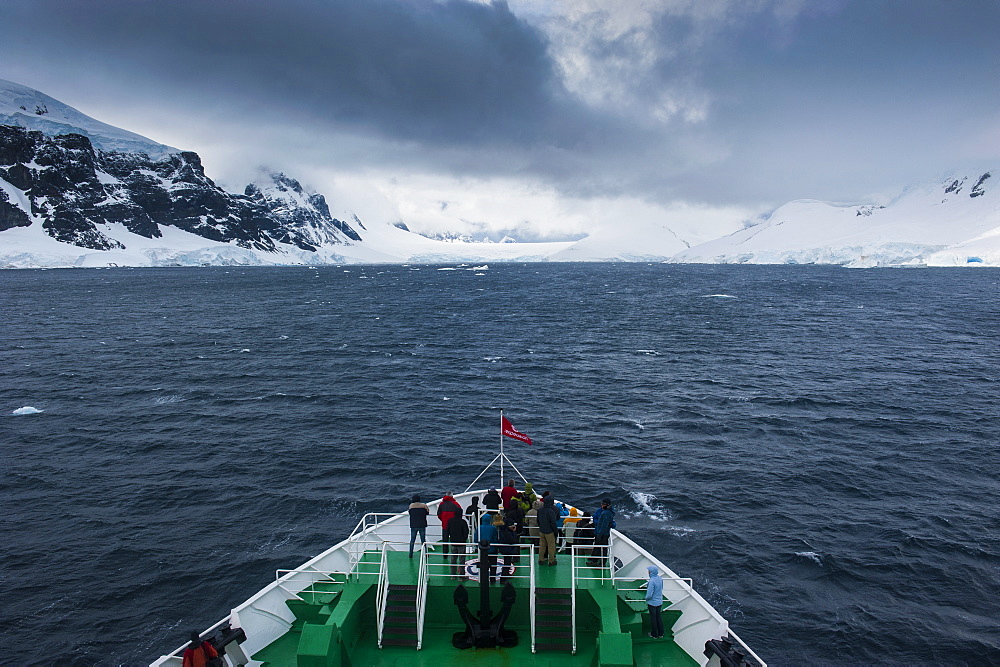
(570, 544), (578, 654)
(529, 544), (536, 653)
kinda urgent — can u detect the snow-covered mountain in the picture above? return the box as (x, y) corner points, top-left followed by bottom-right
(0, 78), (176, 158)
(672, 171), (1000, 267)
(2, 79), (999, 268)
(0, 80), (365, 268)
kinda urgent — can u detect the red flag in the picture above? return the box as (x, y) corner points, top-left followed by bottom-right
(501, 416), (533, 445)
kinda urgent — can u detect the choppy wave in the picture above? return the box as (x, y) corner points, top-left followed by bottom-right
(11, 406), (43, 415)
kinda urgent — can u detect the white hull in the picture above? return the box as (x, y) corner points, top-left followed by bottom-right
(152, 490), (764, 666)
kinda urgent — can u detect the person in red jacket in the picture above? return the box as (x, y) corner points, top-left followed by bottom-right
(182, 631), (218, 667)
(500, 479), (517, 506)
(437, 493), (463, 530)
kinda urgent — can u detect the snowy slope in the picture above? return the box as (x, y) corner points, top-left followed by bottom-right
(0, 79), (177, 157)
(672, 170), (1000, 267)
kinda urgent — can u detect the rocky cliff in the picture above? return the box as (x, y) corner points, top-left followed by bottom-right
(0, 124), (361, 255)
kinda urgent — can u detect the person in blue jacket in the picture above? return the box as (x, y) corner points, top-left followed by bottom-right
(587, 498), (616, 567)
(645, 565), (665, 638)
(478, 513), (499, 582)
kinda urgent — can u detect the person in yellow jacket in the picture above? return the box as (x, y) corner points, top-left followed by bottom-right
(560, 506), (582, 552)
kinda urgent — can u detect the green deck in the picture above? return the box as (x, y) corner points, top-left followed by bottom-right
(252, 547), (697, 667)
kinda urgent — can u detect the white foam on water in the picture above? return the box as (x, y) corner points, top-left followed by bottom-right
(795, 551), (823, 565)
(702, 294), (738, 298)
(635, 349), (661, 356)
(483, 356), (504, 363)
(12, 406), (43, 415)
(152, 395), (185, 405)
(628, 491), (672, 522)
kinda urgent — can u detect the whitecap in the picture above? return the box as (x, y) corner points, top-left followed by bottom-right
(795, 551), (823, 566)
(635, 349), (661, 356)
(153, 395), (185, 405)
(12, 406), (43, 415)
(628, 491), (672, 522)
(702, 294), (738, 298)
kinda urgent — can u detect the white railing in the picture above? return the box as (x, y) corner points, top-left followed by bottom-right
(728, 630), (768, 667)
(273, 567), (350, 603)
(415, 543), (429, 650)
(375, 543), (390, 649)
(528, 545), (536, 653)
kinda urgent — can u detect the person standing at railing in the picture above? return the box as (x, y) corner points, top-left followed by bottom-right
(501, 479), (517, 505)
(525, 500), (540, 547)
(445, 513), (470, 579)
(522, 482), (538, 506)
(587, 499), (616, 567)
(408, 494), (430, 558)
(560, 506), (581, 552)
(537, 496), (559, 566)
(645, 565), (665, 639)
(438, 493), (463, 563)
(479, 514), (500, 582)
(465, 496), (481, 542)
(497, 521), (521, 580)
(483, 488), (502, 516)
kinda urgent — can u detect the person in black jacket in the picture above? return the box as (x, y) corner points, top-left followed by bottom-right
(407, 494), (430, 558)
(483, 488), (502, 515)
(537, 496), (559, 566)
(504, 501), (525, 534)
(497, 521), (521, 577)
(465, 496), (481, 542)
(445, 513), (470, 578)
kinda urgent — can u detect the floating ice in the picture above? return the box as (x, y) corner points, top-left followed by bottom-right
(12, 406), (43, 415)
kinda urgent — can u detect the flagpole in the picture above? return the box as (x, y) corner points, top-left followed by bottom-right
(499, 408), (505, 489)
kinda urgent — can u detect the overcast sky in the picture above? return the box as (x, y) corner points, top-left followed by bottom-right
(2, 0), (998, 241)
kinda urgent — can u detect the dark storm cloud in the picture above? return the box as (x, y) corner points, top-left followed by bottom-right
(0, 0), (591, 148)
(1, 0), (998, 209)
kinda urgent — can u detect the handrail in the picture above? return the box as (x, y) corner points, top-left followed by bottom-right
(375, 543), (390, 649)
(421, 542), (534, 581)
(529, 544), (536, 653)
(570, 544), (578, 654)
(415, 542), (429, 649)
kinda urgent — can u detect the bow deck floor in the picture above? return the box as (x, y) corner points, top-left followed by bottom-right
(251, 548), (698, 666)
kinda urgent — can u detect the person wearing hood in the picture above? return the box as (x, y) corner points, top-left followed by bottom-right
(522, 482), (538, 506)
(645, 565), (665, 639)
(537, 496), (559, 566)
(483, 488), (502, 514)
(465, 496), (481, 542)
(407, 494), (430, 558)
(560, 506), (580, 552)
(437, 493), (463, 530)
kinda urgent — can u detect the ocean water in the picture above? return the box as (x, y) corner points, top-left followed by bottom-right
(1, 263), (998, 666)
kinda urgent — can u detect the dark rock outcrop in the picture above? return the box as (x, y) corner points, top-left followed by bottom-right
(0, 124), (362, 252)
